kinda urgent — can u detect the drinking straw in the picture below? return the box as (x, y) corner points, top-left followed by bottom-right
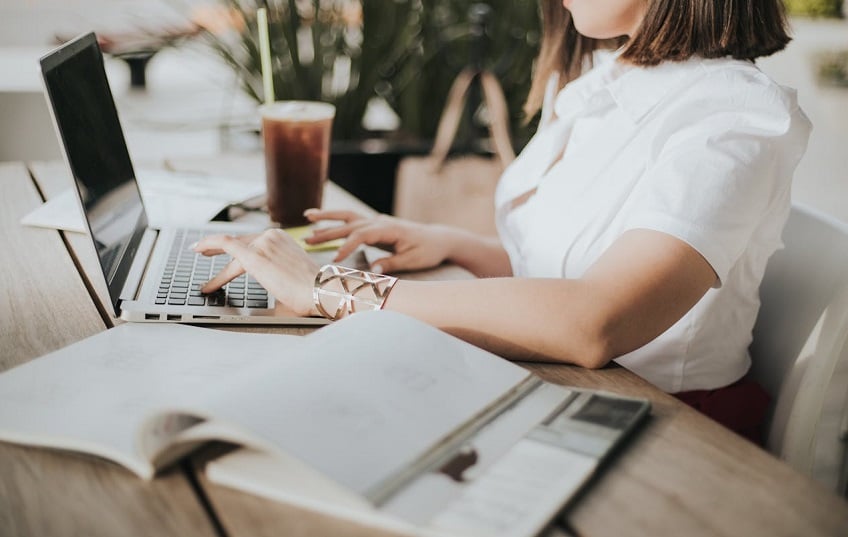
(257, 6), (275, 105)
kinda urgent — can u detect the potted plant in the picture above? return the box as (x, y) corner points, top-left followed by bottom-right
(196, 0), (541, 212)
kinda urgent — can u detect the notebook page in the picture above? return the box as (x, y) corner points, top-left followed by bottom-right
(193, 310), (533, 500)
(0, 323), (302, 478)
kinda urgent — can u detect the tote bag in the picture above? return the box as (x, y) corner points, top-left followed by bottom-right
(393, 69), (515, 236)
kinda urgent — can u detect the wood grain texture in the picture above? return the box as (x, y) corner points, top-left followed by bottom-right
(27, 161), (117, 326)
(0, 162), (218, 537)
(0, 162), (104, 370)
(0, 443), (215, 537)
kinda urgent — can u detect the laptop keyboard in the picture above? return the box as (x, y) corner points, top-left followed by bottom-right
(154, 230), (269, 309)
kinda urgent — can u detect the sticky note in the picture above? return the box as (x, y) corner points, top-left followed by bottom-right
(284, 225), (344, 253)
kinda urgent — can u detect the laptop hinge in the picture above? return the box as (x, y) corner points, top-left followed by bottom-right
(119, 227), (159, 305)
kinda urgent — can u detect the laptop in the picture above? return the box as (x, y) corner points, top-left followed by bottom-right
(40, 32), (328, 326)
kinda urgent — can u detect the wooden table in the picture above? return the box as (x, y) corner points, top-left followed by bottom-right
(2, 155), (847, 537)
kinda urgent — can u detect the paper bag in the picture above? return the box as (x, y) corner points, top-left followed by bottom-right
(393, 70), (515, 237)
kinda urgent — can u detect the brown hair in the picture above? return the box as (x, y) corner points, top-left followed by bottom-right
(525, 0), (792, 118)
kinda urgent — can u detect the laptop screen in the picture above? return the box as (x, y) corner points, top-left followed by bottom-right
(40, 32), (147, 311)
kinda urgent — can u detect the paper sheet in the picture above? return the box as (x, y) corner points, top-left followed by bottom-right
(196, 311), (532, 500)
(20, 168), (265, 232)
(20, 187), (86, 233)
(0, 323), (302, 478)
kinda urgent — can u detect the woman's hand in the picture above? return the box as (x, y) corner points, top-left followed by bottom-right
(193, 229), (320, 316)
(304, 209), (456, 274)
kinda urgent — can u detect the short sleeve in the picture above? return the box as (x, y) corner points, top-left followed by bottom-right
(623, 74), (811, 286)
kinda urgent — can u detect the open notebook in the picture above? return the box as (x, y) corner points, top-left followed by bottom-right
(0, 311), (649, 537)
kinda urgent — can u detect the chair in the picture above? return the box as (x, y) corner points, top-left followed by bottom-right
(749, 203), (848, 497)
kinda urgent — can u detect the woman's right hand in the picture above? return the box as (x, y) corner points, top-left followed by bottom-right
(303, 209), (455, 274)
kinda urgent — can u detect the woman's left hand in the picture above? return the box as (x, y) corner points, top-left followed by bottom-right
(193, 229), (320, 316)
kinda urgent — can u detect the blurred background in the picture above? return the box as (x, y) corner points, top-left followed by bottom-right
(0, 0), (845, 222)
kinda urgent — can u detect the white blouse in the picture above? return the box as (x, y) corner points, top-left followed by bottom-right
(495, 53), (811, 393)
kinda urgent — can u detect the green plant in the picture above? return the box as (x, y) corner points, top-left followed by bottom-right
(201, 0), (418, 140)
(389, 1), (541, 146)
(199, 1), (541, 142)
(815, 50), (848, 86)
(783, 0), (844, 17)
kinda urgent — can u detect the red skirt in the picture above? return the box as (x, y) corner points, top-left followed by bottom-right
(673, 377), (770, 446)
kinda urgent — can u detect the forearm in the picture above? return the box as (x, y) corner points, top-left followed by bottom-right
(381, 233), (713, 369)
(311, 230), (711, 369)
(438, 226), (513, 278)
(382, 278), (614, 368)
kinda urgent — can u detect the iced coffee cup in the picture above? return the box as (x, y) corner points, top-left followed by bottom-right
(259, 101), (335, 227)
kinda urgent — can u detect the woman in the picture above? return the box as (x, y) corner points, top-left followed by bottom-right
(195, 0), (810, 442)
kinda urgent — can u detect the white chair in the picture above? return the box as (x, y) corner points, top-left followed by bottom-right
(749, 203), (848, 497)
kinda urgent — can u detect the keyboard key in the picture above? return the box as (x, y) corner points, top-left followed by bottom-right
(168, 298), (186, 305)
(155, 298), (166, 305)
(188, 297), (206, 306)
(207, 295), (226, 306)
(247, 300), (268, 308)
(228, 299), (244, 307)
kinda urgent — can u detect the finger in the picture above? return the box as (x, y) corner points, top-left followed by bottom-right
(369, 250), (417, 274)
(333, 226), (398, 262)
(192, 234), (227, 256)
(367, 255), (391, 274)
(303, 208), (365, 223)
(197, 235), (265, 292)
(193, 233), (255, 256)
(195, 246), (226, 256)
(263, 227), (301, 248)
(305, 220), (368, 244)
(332, 230), (371, 261)
(202, 258), (245, 293)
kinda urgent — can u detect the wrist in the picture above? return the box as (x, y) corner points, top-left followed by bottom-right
(435, 224), (471, 264)
(312, 265), (399, 321)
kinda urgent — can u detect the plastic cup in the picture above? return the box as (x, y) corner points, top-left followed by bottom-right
(259, 101), (335, 227)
